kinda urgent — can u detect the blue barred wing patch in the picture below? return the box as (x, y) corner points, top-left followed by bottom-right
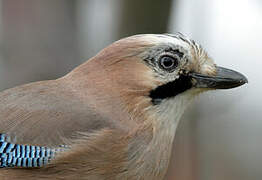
(0, 134), (67, 168)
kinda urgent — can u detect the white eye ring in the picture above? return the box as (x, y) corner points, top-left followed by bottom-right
(159, 56), (178, 71)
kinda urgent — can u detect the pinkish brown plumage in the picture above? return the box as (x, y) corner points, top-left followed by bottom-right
(0, 34), (247, 179)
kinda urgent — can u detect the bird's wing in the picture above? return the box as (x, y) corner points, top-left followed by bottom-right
(0, 79), (116, 147)
(0, 133), (68, 168)
(0, 129), (128, 179)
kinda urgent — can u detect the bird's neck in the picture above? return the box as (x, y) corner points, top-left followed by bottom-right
(126, 92), (195, 180)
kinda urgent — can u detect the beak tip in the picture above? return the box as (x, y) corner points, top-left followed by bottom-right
(244, 77), (248, 84)
(237, 73), (248, 86)
(242, 78), (248, 84)
(240, 77), (248, 86)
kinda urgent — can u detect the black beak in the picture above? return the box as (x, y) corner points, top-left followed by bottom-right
(189, 66), (248, 89)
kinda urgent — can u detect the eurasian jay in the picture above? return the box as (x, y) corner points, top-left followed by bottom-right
(0, 33), (247, 179)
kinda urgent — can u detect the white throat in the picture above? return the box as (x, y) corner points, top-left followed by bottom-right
(148, 90), (197, 178)
(125, 89), (198, 180)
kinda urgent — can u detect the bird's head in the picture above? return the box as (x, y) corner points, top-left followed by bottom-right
(66, 34), (248, 178)
(72, 33), (247, 124)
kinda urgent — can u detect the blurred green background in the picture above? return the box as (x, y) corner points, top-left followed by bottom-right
(0, 0), (261, 180)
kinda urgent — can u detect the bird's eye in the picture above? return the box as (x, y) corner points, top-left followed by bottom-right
(159, 56), (178, 71)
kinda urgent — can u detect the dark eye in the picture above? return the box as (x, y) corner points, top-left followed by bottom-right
(159, 56), (178, 71)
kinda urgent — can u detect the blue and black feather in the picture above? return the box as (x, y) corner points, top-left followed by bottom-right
(0, 134), (67, 168)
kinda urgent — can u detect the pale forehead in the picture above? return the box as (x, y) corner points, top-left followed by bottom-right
(140, 34), (193, 50)
(135, 34), (214, 75)
(140, 34), (209, 65)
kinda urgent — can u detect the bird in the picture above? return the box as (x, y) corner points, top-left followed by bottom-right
(0, 33), (247, 180)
